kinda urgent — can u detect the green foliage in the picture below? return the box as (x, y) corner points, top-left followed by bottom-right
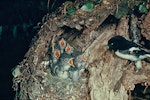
(80, 1), (95, 11)
(139, 3), (148, 13)
(114, 6), (129, 19)
(67, 7), (76, 15)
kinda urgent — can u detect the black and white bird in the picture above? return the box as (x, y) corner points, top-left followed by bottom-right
(108, 35), (150, 70)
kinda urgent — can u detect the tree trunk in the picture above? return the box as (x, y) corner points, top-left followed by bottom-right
(12, 0), (150, 100)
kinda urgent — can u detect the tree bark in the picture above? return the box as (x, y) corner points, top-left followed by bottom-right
(12, 0), (150, 100)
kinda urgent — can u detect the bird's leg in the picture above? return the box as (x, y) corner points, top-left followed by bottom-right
(134, 60), (142, 72)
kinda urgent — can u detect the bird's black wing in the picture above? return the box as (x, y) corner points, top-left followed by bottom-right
(135, 42), (150, 54)
(123, 40), (150, 57)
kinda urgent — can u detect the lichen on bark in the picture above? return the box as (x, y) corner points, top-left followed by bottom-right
(12, 0), (150, 100)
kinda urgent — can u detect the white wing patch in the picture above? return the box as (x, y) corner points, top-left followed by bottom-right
(115, 50), (150, 61)
(115, 50), (138, 61)
(129, 47), (140, 52)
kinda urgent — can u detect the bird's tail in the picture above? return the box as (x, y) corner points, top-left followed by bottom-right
(147, 54), (150, 58)
(144, 54), (150, 63)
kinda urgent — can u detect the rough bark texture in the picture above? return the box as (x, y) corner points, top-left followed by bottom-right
(12, 0), (150, 100)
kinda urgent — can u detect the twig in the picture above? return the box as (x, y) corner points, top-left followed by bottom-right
(129, 15), (141, 43)
(47, 0), (50, 11)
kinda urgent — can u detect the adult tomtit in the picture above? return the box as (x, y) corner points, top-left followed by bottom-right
(107, 35), (150, 70)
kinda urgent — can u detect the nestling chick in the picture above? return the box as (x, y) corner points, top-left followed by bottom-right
(108, 35), (150, 70)
(59, 38), (66, 53)
(53, 49), (61, 64)
(65, 43), (74, 54)
(61, 57), (75, 71)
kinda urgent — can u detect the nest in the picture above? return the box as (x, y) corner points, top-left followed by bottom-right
(12, 0), (150, 100)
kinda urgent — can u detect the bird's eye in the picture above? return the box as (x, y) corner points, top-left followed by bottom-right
(111, 43), (114, 46)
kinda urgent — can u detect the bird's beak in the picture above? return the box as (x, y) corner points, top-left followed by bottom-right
(106, 45), (110, 50)
(103, 44), (109, 49)
(103, 44), (111, 51)
(107, 44), (113, 51)
(108, 48), (113, 51)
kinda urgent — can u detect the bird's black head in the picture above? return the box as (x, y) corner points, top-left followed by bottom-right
(108, 36), (126, 51)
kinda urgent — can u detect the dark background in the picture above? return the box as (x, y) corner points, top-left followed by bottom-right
(0, 0), (69, 99)
(0, 0), (74, 100)
(0, 0), (46, 99)
(0, 0), (149, 99)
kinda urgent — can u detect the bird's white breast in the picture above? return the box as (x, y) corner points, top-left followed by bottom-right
(115, 50), (138, 61)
